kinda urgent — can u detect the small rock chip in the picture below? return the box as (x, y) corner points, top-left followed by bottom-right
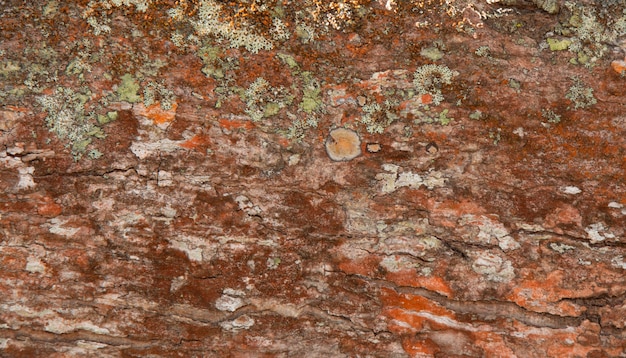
(425, 142), (438, 154)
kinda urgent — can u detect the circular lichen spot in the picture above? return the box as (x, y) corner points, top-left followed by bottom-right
(325, 128), (361, 161)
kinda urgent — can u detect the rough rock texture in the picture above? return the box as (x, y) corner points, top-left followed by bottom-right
(1, 0), (625, 356)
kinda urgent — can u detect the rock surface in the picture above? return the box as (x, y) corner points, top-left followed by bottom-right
(1, 0), (625, 356)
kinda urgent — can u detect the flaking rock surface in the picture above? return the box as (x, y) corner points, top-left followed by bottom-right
(1, 0), (625, 356)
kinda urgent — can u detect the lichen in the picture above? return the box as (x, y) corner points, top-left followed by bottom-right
(36, 87), (105, 158)
(565, 76), (596, 109)
(541, 108), (561, 124)
(190, 0), (274, 54)
(325, 128), (361, 161)
(143, 81), (177, 110)
(376, 164), (447, 194)
(358, 101), (398, 134)
(547, 38), (571, 51)
(117, 73), (141, 103)
(242, 77), (293, 122)
(558, 2), (626, 61)
(420, 46), (444, 61)
(413, 64), (457, 106)
(300, 83), (323, 114)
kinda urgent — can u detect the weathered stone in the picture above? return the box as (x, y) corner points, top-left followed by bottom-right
(0, 1), (625, 356)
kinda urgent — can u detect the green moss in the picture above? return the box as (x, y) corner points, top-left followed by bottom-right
(117, 73), (140, 103)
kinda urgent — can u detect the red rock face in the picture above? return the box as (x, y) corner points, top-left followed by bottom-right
(1, 1), (625, 356)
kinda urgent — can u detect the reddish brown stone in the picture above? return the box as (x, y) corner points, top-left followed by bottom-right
(1, 1), (625, 357)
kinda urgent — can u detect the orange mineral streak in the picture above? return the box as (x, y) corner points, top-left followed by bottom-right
(381, 288), (454, 318)
(380, 288), (456, 332)
(180, 134), (210, 151)
(611, 59), (626, 75)
(5, 105), (29, 113)
(218, 118), (255, 130)
(337, 256), (380, 276)
(386, 269), (454, 297)
(402, 336), (440, 357)
(385, 307), (426, 333)
(507, 270), (594, 314)
(137, 102), (178, 124)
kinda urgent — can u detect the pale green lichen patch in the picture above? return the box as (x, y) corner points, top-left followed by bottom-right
(143, 81), (177, 110)
(276, 53), (299, 70)
(411, 108), (454, 126)
(242, 77), (293, 122)
(565, 76), (596, 109)
(0, 60), (21, 77)
(36, 87), (106, 158)
(420, 46), (444, 61)
(357, 100), (400, 134)
(300, 83), (323, 114)
(117, 73), (141, 103)
(469, 110), (483, 120)
(198, 44), (225, 79)
(547, 38), (571, 51)
(97, 111), (118, 125)
(470, 252), (515, 283)
(549, 2), (626, 63)
(541, 109), (561, 124)
(413, 64), (457, 106)
(376, 164), (447, 194)
(188, 0), (274, 54)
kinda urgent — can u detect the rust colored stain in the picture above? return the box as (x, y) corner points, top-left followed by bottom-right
(611, 58), (626, 75)
(136, 103), (178, 124)
(386, 270), (454, 298)
(218, 118), (255, 130)
(380, 288), (454, 319)
(337, 256), (381, 276)
(180, 134), (211, 151)
(37, 202), (62, 217)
